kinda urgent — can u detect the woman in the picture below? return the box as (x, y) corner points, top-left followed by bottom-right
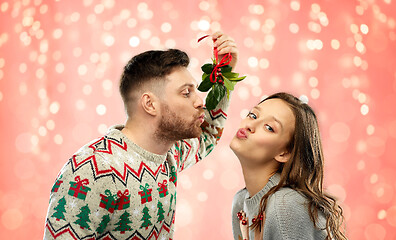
(230, 92), (347, 240)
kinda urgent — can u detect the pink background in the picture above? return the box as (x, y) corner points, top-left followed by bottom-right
(1, 0), (396, 239)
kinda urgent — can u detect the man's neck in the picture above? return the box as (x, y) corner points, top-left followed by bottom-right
(121, 119), (173, 155)
(240, 160), (278, 198)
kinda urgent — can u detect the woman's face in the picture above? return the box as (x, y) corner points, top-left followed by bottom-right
(230, 98), (296, 166)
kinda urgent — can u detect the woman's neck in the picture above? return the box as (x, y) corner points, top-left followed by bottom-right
(240, 160), (278, 197)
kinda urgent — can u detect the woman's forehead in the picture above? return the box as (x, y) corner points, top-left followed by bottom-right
(256, 99), (295, 128)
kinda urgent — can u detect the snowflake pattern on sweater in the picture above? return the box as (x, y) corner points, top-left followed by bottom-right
(44, 96), (229, 240)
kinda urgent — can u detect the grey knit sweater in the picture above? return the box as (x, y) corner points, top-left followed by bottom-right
(232, 173), (328, 240)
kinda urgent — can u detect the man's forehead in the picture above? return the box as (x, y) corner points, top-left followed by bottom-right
(166, 68), (198, 88)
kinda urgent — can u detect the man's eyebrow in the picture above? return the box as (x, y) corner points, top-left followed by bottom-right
(178, 83), (197, 90)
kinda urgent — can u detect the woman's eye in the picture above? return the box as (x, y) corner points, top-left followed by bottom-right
(265, 124), (274, 132)
(183, 90), (191, 97)
(247, 112), (257, 119)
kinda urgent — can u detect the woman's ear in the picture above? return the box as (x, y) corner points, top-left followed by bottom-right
(274, 150), (291, 163)
(140, 92), (159, 116)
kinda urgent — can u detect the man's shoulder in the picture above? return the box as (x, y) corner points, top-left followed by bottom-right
(73, 126), (126, 157)
(67, 133), (123, 175)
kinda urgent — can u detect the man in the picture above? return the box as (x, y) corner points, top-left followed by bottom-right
(44, 32), (238, 240)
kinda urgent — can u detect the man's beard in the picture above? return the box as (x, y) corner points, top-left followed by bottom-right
(155, 104), (203, 142)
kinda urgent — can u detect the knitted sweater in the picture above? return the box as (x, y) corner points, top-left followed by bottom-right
(44, 96), (229, 240)
(231, 174), (328, 240)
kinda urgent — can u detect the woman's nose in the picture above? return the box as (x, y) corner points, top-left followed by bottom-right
(245, 121), (255, 133)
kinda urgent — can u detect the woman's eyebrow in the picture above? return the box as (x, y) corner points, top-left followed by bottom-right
(253, 105), (283, 129)
(253, 105), (261, 111)
(272, 116), (283, 129)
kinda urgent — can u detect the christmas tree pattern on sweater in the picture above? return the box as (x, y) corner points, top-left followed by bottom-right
(44, 95), (230, 240)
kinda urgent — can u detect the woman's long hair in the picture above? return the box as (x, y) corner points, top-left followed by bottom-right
(250, 92), (347, 240)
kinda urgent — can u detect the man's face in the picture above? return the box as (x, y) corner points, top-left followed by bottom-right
(155, 67), (204, 141)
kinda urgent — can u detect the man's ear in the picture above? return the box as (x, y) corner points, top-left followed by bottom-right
(274, 150), (291, 163)
(140, 92), (159, 116)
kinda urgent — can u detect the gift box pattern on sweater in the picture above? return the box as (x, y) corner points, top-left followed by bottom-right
(44, 96), (230, 240)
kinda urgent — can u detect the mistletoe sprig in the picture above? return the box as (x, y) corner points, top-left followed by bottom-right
(197, 35), (246, 111)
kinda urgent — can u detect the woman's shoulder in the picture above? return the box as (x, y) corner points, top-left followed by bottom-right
(266, 187), (327, 229)
(232, 188), (248, 203)
(265, 188), (311, 225)
(271, 187), (306, 203)
(267, 187), (309, 214)
(263, 188), (328, 239)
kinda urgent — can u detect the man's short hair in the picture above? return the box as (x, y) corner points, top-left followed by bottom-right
(119, 49), (190, 106)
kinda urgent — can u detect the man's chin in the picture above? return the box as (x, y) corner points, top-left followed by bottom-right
(193, 128), (203, 138)
(183, 127), (202, 140)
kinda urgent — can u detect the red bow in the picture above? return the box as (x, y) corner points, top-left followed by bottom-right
(158, 180), (167, 188)
(74, 176), (89, 189)
(117, 189), (129, 198)
(198, 35), (232, 83)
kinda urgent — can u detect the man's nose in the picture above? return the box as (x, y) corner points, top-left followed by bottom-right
(194, 95), (204, 109)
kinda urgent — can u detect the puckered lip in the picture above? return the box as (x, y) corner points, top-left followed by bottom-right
(236, 128), (248, 139)
(198, 113), (205, 124)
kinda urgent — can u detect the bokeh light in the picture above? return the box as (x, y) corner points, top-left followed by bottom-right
(1, 1), (396, 239)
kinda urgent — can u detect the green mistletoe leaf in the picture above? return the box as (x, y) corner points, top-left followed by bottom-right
(196, 40), (247, 110)
(220, 65), (232, 73)
(198, 75), (213, 92)
(205, 89), (217, 111)
(205, 83), (226, 111)
(223, 72), (239, 79)
(201, 64), (214, 74)
(214, 83), (226, 103)
(223, 76), (235, 91)
(202, 73), (209, 81)
(230, 76), (246, 82)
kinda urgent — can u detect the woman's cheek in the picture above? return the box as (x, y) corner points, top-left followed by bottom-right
(253, 134), (280, 155)
(253, 133), (277, 147)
